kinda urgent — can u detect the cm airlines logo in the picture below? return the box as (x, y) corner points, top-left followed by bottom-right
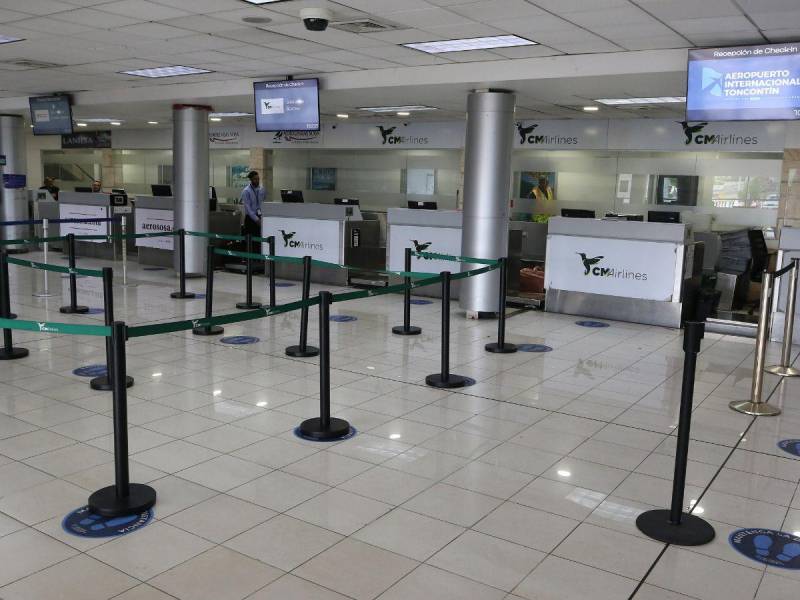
(280, 230), (323, 251)
(577, 253), (648, 281)
(516, 122), (578, 145)
(677, 121), (758, 146)
(702, 67), (724, 97)
(260, 98), (285, 115)
(377, 125), (429, 145)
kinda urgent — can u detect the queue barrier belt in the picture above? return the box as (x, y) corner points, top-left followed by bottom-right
(412, 251), (500, 266)
(0, 235), (64, 246)
(186, 231), (245, 242)
(73, 231), (177, 242)
(0, 317), (110, 337)
(5, 256), (104, 278)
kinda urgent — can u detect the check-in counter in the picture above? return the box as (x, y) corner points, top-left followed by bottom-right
(545, 217), (695, 328)
(134, 196), (175, 267)
(261, 202), (362, 285)
(387, 208), (463, 298)
(58, 191), (132, 260)
(770, 227), (800, 342)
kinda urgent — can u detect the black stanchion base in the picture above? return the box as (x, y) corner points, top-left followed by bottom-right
(60, 305), (89, 314)
(170, 291), (196, 299)
(298, 417), (352, 441)
(7, 313), (16, 319)
(286, 345), (320, 358)
(88, 483), (157, 518)
(392, 325), (422, 336)
(192, 325), (224, 336)
(89, 375), (134, 391)
(426, 373), (469, 389)
(236, 301), (263, 310)
(636, 509), (715, 546)
(485, 342), (518, 354)
(0, 347), (28, 360)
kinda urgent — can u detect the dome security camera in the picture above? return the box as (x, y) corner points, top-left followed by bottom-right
(300, 8), (332, 31)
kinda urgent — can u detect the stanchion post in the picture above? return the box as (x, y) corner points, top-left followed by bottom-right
(426, 271), (469, 389)
(236, 234), (262, 310)
(298, 291), (351, 440)
(33, 218), (54, 298)
(636, 321), (715, 545)
(268, 236), (276, 309)
(88, 321), (156, 517)
(731, 271), (781, 416)
(0, 251), (28, 360)
(90, 267), (134, 391)
(170, 229), (195, 299)
(59, 233), (89, 314)
(766, 258), (800, 377)
(286, 255), (319, 357)
(192, 244), (224, 336)
(486, 257), (518, 354)
(392, 247), (422, 336)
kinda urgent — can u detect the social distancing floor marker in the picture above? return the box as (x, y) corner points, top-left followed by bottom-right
(778, 439), (800, 457)
(576, 320), (610, 328)
(517, 344), (553, 352)
(330, 315), (357, 322)
(63, 506), (153, 538)
(730, 529), (800, 569)
(221, 336), (260, 345)
(73, 365), (107, 377)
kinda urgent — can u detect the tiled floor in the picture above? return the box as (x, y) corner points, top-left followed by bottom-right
(0, 252), (798, 599)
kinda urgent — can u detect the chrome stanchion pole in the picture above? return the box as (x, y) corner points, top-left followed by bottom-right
(119, 216), (136, 288)
(731, 271), (782, 416)
(33, 218), (54, 298)
(766, 258), (800, 377)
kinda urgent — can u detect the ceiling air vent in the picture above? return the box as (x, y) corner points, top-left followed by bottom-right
(330, 19), (399, 34)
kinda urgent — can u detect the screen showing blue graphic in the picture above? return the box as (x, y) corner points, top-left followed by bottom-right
(687, 43), (800, 121)
(29, 95), (74, 135)
(253, 79), (320, 132)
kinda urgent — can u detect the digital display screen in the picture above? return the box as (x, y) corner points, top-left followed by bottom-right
(253, 79), (320, 132)
(687, 42), (800, 121)
(29, 95), (73, 135)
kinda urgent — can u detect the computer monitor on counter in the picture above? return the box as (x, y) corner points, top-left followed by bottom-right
(561, 209), (595, 219)
(648, 210), (681, 224)
(151, 184), (172, 197)
(281, 190), (304, 203)
(408, 201), (437, 210)
(334, 198), (359, 206)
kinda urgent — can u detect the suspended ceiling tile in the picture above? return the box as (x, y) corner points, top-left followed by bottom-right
(95, 0), (191, 21)
(449, 0), (546, 21)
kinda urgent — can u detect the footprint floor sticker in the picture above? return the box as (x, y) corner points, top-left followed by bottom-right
(729, 529), (800, 569)
(63, 505), (153, 538)
(778, 439), (800, 457)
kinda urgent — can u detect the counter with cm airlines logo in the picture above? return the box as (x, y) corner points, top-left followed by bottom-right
(545, 217), (691, 328)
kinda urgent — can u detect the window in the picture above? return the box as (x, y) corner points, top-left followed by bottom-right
(712, 175), (779, 209)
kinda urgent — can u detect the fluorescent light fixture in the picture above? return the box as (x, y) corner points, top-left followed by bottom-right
(209, 117), (222, 122)
(358, 105), (437, 113)
(405, 35), (536, 54)
(595, 97), (686, 105)
(147, 121), (159, 125)
(582, 106), (599, 112)
(396, 111), (411, 116)
(110, 121), (121, 126)
(336, 113), (349, 119)
(120, 65), (212, 78)
(209, 112), (253, 118)
(240, 0), (287, 4)
(0, 35), (23, 45)
(76, 123), (87, 127)
(78, 118), (123, 123)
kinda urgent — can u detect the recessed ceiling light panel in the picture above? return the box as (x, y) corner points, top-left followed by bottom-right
(358, 105), (437, 113)
(209, 112), (253, 117)
(405, 35), (536, 54)
(595, 97), (686, 105)
(0, 35), (23, 45)
(120, 65), (212, 78)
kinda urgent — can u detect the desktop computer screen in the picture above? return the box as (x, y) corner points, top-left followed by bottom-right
(648, 210), (681, 224)
(561, 209), (595, 219)
(281, 190), (305, 203)
(408, 201), (437, 210)
(151, 184), (172, 197)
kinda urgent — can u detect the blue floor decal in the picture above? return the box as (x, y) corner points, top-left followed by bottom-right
(330, 315), (357, 322)
(778, 439), (800, 457)
(86, 308), (104, 315)
(275, 282), (295, 287)
(221, 335), (260, 345)
(517, 344), (553, 353)
(576, 320), (610, 328)
(142, 267), (167, 271)
(730, 529), (800, 569)
(73, 364), (107, 377)
(63, 506), (153, 538)
(410, 299), (433, 305)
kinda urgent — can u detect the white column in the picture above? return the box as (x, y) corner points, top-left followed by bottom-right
(0, 114), (29, 250)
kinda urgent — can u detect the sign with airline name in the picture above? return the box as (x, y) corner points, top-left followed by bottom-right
(209, 129), (242, 148)
(546, 235), (679, 301)
(261, 217), (341, 264)
(514, 120), (609, 149)
(135, 208), (174, 250)
(388, 225), (463, 275)
(58, 204), (108, 243)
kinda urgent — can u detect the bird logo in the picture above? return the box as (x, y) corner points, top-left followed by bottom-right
(577, 253), (604, 275)
(378, 126), (397, 144)
(412, 240), (432, 258)
(516, 122), (538, 144)
(678, 121), (708, 145)
(280, 230), (296, 247)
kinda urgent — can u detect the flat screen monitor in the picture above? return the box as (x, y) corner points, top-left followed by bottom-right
(112, 188), (125, 195)
(151, 184), (172, 197)
(648, 210), (681, 224)
(334, 198), (359, 206)
(281, 189), (304, 203)
(687, 43), (800, 121)
(74, 186), (92, 193)
(561, 209), (595, 219)
(29, 95), (73, 135)
(253, 78), (320, 132)
(656, 175), (698, 206)
(407, 201), (437, 210)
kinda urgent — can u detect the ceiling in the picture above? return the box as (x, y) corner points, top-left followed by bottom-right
(0, 0), (798, 126)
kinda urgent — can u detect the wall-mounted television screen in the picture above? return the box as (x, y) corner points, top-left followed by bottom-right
(29, 95), (73, 135)
(687, 42), (800, 121)
(253, 78), (320, 132)
(656, 175), (699, 206)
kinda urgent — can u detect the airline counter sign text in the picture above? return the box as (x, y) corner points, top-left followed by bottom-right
(261, 217), (341, 264)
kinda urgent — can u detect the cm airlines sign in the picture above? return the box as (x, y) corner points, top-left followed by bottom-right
(261, 217), (341, 264)
(546, 236), (679, 301)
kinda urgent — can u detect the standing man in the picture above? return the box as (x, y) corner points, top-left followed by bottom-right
(241, 170), (265, 237)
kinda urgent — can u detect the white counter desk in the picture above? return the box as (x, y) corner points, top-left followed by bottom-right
(545, 217), (693, 328)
